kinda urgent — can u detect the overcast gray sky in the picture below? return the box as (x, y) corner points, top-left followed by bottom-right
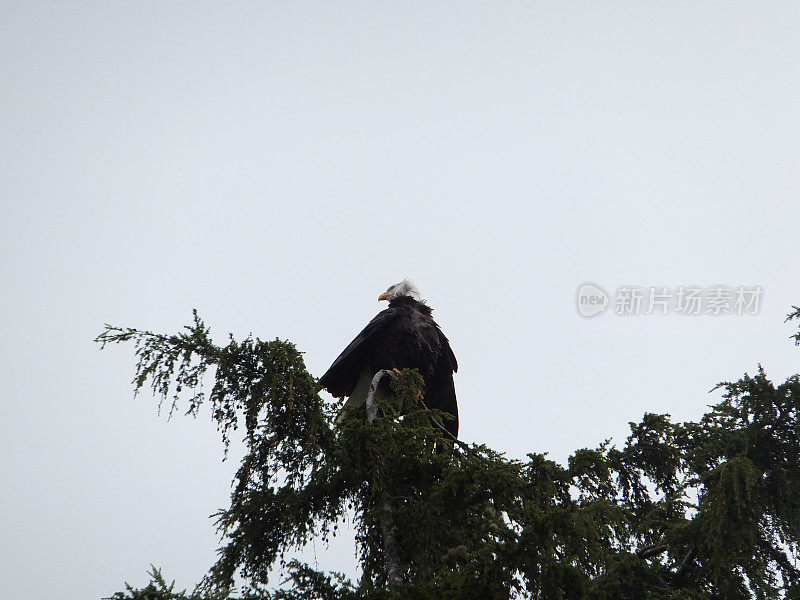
(3, 2), (800, 598)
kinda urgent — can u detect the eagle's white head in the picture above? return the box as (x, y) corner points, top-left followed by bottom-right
(378, 279), (422, 302)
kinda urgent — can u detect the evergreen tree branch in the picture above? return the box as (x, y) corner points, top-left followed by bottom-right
(99, 307), (800, 599)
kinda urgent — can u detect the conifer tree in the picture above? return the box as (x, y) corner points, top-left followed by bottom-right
(99, 307), (800, 600)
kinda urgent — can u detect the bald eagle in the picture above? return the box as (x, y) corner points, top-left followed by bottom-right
(319, 280), (459, 437)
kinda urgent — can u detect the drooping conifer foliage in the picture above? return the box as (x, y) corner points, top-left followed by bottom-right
(98, 307), (800, 599)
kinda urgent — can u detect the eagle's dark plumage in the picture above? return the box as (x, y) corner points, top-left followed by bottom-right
(319, 281), (459, 437)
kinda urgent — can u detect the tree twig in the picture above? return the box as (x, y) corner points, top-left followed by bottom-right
(675, 546), (696, 581)
(638, 543), (669, 559)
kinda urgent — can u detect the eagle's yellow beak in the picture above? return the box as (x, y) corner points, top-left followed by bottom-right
(378, 291), (390, 301)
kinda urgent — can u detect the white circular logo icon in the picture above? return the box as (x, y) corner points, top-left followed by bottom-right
(576, 283), (609, 318)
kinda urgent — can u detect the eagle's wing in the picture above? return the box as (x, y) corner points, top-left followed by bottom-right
(319, 307), (400, 398)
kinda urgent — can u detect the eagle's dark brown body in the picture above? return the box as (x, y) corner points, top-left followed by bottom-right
(319, 295), (459, 437)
